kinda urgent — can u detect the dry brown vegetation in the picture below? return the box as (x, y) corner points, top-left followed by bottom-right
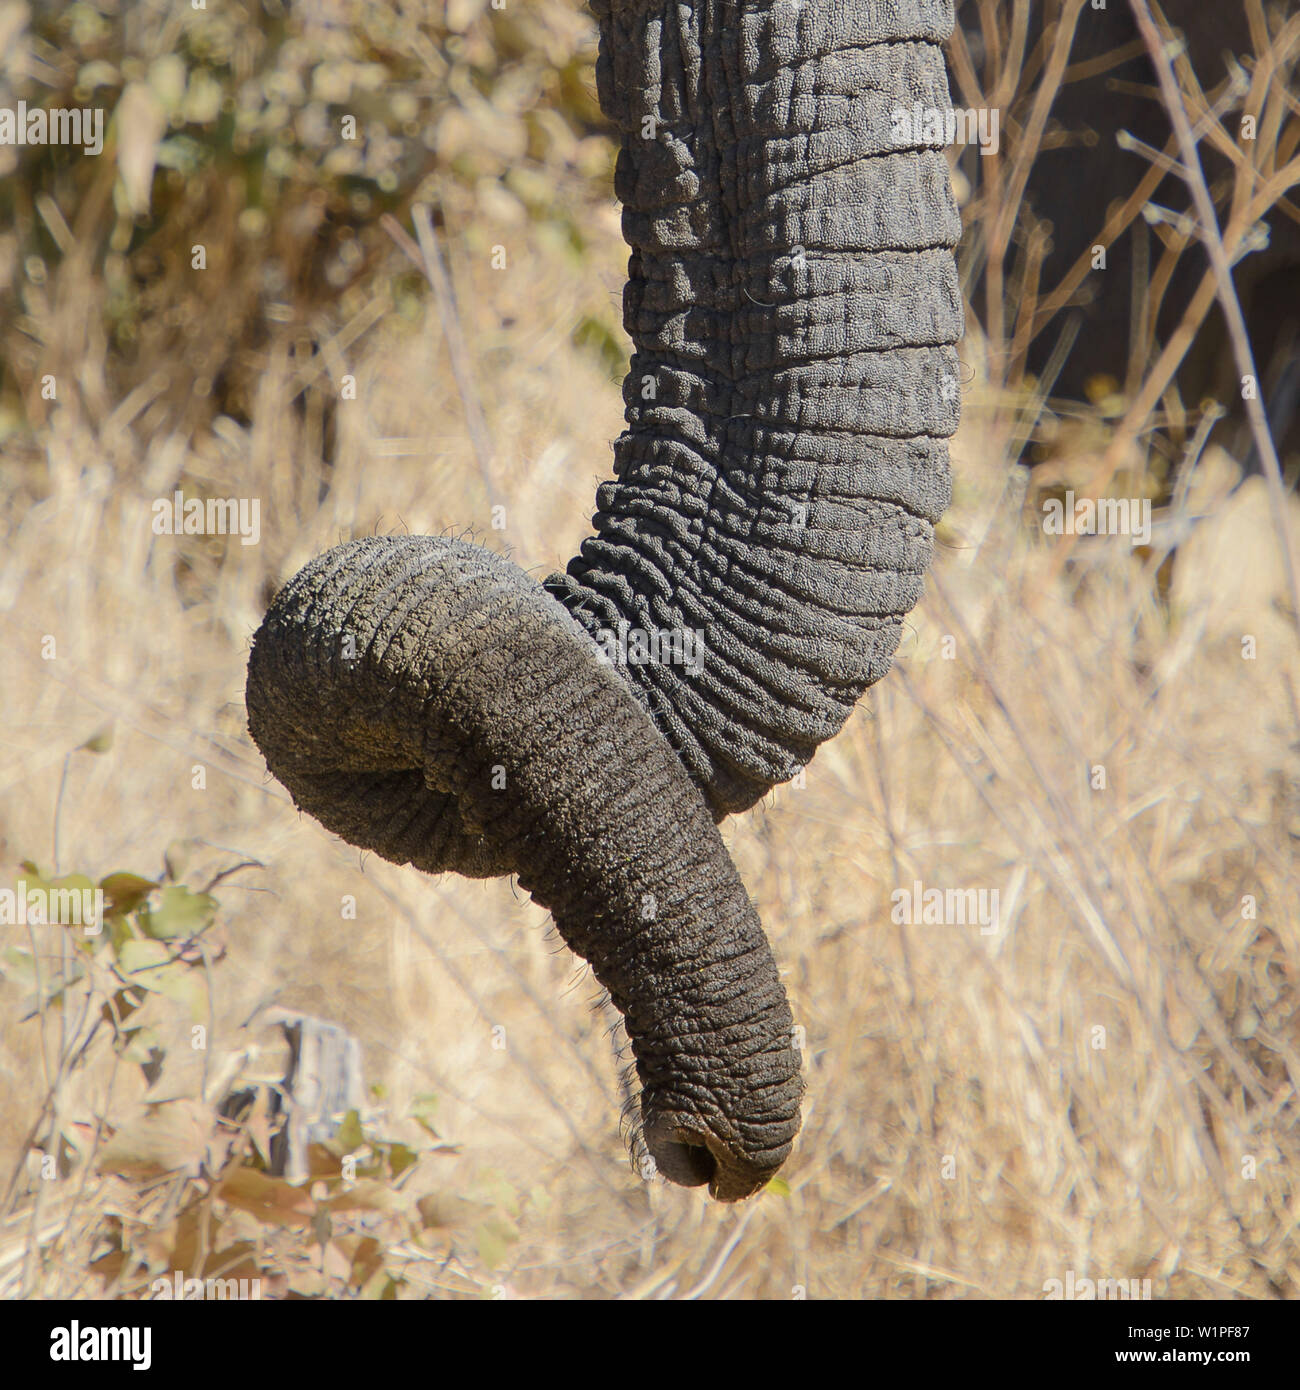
(1, 0), (1297, 1299)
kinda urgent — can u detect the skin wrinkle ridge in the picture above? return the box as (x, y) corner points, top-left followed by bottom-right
(250, 0), (960, 1200)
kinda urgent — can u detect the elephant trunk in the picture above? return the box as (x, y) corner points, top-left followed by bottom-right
(246, 0), (963, 1200)
(246, 537), (801, 1199)
(546, 0), (964, 816)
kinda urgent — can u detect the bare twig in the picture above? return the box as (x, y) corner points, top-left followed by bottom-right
(984, 0), (1089, 392)
(201, 860), (265, 894)
(1128, 0), (1300, 633)
(382, 207), (502, 517)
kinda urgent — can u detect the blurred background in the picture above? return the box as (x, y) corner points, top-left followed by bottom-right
(0, 0), (1298, 1299)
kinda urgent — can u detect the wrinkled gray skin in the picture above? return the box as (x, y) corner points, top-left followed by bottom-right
(247, 0), (962, 1201)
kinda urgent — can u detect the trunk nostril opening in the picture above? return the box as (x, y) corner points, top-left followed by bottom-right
(644, 1122), (717, 1189)
(643, 1118), (780, 1200)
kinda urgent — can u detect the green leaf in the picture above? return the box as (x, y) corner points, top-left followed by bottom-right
(108, 913), (136, 955)
(146, 962), (208, 1018)
(334, 1109), (365, 1155)
(116, 941), (206, 1016)
(117, 939), (173, 975)
(386, 1142), (418, 1179)
(139, 884), (216, 940)
(78, 725), (114, 753)
(479, 1171), (519, 1218)
(475, 1216), (518, 1271)
(1, 945), (38, 990)
(99, 872), (156, 917)
(20, 874), (102, 932)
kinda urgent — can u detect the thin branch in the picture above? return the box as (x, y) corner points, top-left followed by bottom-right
(1128, 0), (1300, 634)
(382, 207), (502, 517)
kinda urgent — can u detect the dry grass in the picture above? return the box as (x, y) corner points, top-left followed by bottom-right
(1, 0), (1298, 1300)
